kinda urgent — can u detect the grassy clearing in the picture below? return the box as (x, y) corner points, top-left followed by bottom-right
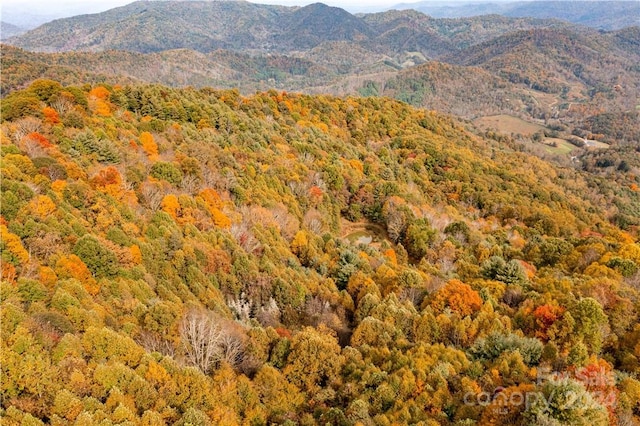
(474, 114), (545, 136)
(528, 90), (559, 109)
(542, 138), (576, 155)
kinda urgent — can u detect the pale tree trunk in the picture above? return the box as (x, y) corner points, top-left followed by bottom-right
(180, 310), (224, 374)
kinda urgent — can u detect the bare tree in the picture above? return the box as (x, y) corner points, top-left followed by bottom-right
(220, 332), (244, 367)
(179, 310), (224, 374)
(299, 152), (315, 166)
(230, 223), (261, 254)
(288, 180), (307, 198)
(50, 95), (75, 115)
(227, 292), (252, 324)
(180, 174), (201, 194)
(25, 231), (63, 258)
(309, 172), (326, 191)
(139, 181), (166, 211)
(382, 199), (408, 243)
(270, 204), (299, 241)
(137, 331), (176, 358)
(11, 117), (41, 144)
(256, 298), (281, 328)
(303, 209), (324, 234)
(399, 287), (425, 307)
(20, 134), (48, 158)
(179, 309), (246, 373)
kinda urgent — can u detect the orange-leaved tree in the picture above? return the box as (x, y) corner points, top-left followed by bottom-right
(427, 279), (482, 317)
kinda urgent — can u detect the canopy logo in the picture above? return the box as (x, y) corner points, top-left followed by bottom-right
(463, 365), (617, 414)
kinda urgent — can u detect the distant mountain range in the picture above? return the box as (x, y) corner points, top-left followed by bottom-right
(3, 0), (639, 34)
(3, 1), (639, 145)
(0, 21), (26, 39)
(0, 0), (133, 31)
(6, 1), (573, 55)
(395, 0), (640, 30)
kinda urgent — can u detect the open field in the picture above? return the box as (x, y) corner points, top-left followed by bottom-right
(542, 137), (576, 155)
(541, 137), (608, 155)
(474, 114), (545, 136)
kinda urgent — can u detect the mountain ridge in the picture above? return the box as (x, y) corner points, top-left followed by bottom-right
(395, 0), (640, 30)
(4, 20), (638, 146)
(7, 1), (575, 56)
(0, 21), (27, 40)
(3, 1), (639, 154)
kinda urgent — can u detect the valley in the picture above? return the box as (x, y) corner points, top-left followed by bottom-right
(3, 4), (638, 156)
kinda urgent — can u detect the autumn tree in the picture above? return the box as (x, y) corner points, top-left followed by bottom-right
(72, 235), (119, 278)
(403, 218), (436, 260)
(427, 279), (483, 317)
(283, 326), (344, 395)
(572, 297), (608, 355)
(524, 377), (609, 426)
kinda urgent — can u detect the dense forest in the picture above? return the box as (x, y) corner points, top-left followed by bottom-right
(1, 79), (639, 425)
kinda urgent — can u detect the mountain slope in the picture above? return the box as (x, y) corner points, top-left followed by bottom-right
(0, 45), (337, 96)
(276, 2), (373, 49)
(6, 1), (291, 53)
(356, 61), (534, 118)
(7, 0), (571, 57)
(437, 27), (640, 140)
(0, 45), (140, 96)
(1, 78), (639, 425)
(4, 20), (639, 145)
(362, 10), (571, 54)
(0, 21), (26, 40)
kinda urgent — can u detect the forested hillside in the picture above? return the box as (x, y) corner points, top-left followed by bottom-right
(7, 2), (570, 56)
(4, 4), (638, 148)
(365, 27), (640, 147)
(1, 79), (639, 425)
(0, 22), (26, 40)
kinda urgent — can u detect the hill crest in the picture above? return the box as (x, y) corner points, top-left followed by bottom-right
(7, 0), (574, 56)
